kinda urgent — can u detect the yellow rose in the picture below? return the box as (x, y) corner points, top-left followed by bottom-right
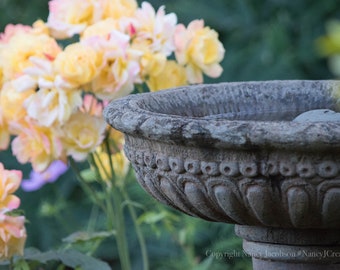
(61, 112), (107, 161)
(0, 67), (3, 88)
(54, 42), (103, 87)
(47, 0), (102, 38)
(140, 51), (167, 78)
(32, 20), (50, 35)
(0, 81), (35, 125)
(0, 109), (10, 150)
(0, 32), (61, 81)
(190, 27), (224, 74)
(102, 0), (137, 19)
(81, 18), (119, 39)
(0, 214), (26, 260)
(147, 60), (187, 91)
(174, 20), (225, 83)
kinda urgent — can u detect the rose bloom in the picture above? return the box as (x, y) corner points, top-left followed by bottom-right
(16, 56), (82, 127)
(23, 56), (75, 92)
(0, 109), (10, 150)
(81, 18), (120, 39)
(134, 2), (177, 56)
(0, 163), (22, 211)
(0, 164), (26, 260)
(60, 111), (107, 161)
(25, 87), (82, 127)
(101, 0), (137, 20)
(54, 42), (104, 87)
(140, 51), (166, 78)
(81, 94), (107, 117)
(140, 52), (167, 77)
(0, 80), (35, 127)
(86, 30), (141, 100)
(11, 121), (63, 172)
(0, 66), (3, 88)
(131, 38), (167, 78)
(147, 60), (187, 91)
(174, 19), (225, 84)
(0, 31), (61, 82)
(90, 57), (140, 100)
(0, 212), (26, 260)
(47, 0), (103, 39)
(0, 21), (48, 44)
(0, 24), (31, 44)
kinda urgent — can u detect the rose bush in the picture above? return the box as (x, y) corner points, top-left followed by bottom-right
(0, 0), (225, 268)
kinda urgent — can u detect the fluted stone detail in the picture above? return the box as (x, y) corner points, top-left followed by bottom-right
(124, 142), (340, 228)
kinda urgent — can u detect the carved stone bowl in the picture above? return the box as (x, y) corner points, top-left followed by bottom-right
(105, 80), (340, 269)
(104, 80), (340, 230)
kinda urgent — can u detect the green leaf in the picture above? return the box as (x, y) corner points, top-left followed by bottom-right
(138, 209), (180, 225)
(62, 230), (116, 244)
(80, 168), (97, 183)
(55, 249), (111, 270)
(23, 248), (111, 270)
(13, 259), (30, 270)
(121, 200), (144, 210)
(137, 211), (168, 225)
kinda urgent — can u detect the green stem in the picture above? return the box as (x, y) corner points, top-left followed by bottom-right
(68, 158), (106, 212)
(110, 187), (131, 270)
(87, 205), (99, 232)
(101, 137), (133, 270)
(122, 189), (149, 270)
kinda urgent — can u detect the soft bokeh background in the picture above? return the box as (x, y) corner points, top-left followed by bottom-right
(0, 1), (339, 269)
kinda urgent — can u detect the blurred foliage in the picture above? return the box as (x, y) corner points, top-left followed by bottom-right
(1, 0), (340, 269)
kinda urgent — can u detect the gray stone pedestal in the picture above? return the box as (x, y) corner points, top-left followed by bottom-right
(235, 225), (340, 270)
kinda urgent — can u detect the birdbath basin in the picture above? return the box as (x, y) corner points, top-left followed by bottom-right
(104, 80), (340, 270)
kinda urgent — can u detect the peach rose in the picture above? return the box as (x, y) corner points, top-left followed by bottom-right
(0, 163), (22, 211)
(11, 121), (63, 172)
(0, 213), (26, 260)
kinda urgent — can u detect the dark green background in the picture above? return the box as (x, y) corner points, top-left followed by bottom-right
(1, 0), (339, 82)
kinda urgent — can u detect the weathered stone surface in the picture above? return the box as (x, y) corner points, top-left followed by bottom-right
(105, 80), (340, 151)
(104, 80), (340, 269)
(104, 80), (340, 229)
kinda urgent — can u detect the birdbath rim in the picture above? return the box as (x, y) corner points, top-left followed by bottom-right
(104, 80), (340, 151)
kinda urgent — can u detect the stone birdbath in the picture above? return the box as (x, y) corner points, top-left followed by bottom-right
(104, 80), (340, 270)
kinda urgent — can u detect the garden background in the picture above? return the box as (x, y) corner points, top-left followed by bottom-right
(0, 0), (339, 269)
